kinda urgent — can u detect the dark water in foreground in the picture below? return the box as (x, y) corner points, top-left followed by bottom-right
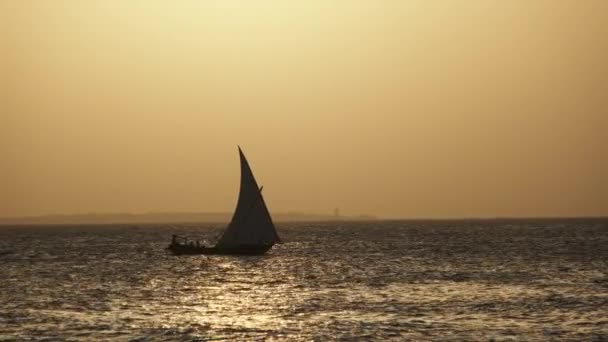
(0, 220), (607, 341)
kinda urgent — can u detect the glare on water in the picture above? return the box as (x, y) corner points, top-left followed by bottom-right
(0, 220), (607, 340)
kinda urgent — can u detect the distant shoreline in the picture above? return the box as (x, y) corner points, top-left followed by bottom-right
(0, 212), (605, 226)
(0, 212), (378, 226)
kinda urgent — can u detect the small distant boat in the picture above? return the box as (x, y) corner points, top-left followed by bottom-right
(167, 147), (280, 256)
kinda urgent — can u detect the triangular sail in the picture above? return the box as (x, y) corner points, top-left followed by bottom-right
(215, 147), (280, 248)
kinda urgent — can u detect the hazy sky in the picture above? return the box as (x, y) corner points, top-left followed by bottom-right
(2, 1), (607, 218)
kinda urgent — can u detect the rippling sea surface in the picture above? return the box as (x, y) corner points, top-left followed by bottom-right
(1, 220), (607, 341)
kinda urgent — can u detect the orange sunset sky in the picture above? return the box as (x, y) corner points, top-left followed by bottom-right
(1, 1), (607, 218)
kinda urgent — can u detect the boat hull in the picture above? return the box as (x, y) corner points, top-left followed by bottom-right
(167, 244), (272, 256)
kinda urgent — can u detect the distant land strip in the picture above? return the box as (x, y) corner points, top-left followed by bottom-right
(0, 212), (378, 225)
(0, 213), (605, 226)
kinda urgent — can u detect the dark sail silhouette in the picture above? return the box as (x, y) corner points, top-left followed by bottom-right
(216, 147), (280, 248)
(167, 147), (280, 255)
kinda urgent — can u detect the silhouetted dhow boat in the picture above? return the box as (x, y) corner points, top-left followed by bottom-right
(167, 147), (280, 255)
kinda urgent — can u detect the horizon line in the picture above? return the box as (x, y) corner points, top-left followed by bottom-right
(0, 211), (606, 226)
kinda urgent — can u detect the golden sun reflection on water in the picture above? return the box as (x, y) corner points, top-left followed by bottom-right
(1, 222), (607, 340)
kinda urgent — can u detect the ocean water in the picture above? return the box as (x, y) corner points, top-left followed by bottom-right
(0, 220), (607, 341)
